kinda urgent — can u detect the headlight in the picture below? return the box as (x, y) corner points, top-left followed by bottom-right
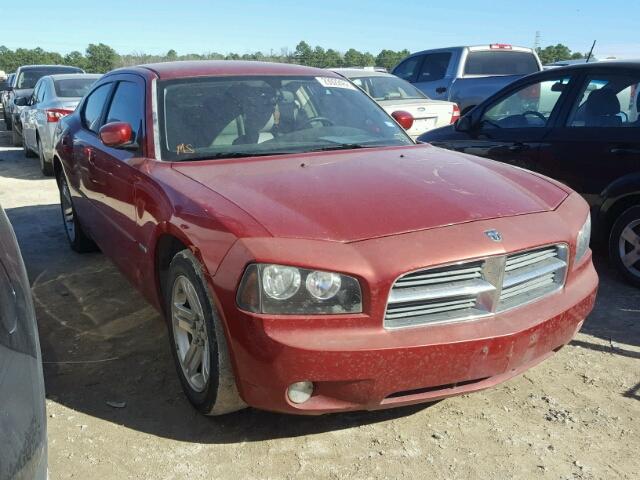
(237, 264), (362, 314)
(575, 213), (591, 264)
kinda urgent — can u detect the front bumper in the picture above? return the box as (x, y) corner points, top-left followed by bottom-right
(209, 193), (598, 414)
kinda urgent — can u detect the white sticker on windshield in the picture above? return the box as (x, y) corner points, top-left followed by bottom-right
(315, 76), (357, 90)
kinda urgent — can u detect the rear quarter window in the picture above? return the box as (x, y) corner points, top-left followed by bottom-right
(464, 51), (539, 76)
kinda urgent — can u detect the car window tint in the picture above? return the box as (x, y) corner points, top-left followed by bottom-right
(82, 83), (112, 133)
(568, 74), (640, 128)
(37, 81), (47, 102)
(394, 57), (420, 82)
(464, 51), (539, 76)
(32, 82), (43, 104)
(417, 53), (452, 82)
(105, 81), (144, 142)
(480, 77), (571, 129)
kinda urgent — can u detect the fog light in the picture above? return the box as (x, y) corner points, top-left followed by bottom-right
(287, 381), (314, 404)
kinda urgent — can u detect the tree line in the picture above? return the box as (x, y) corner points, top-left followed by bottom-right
(0, 41), (588, 75)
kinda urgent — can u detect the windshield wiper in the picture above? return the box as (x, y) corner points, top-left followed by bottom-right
(308, 143), (377, 152)
(175, 151), (294, 161)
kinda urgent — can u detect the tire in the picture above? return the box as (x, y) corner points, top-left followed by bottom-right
(609, 206), (640, 287)
(23, 138), (36, 158)
(38, 138), (53, 176)
(12, 127), (22, 147)
(57, 172), (97, 253)
(165, 250), (245, 415)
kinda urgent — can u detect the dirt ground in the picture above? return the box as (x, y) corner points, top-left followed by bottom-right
(0, 119), (638, 480)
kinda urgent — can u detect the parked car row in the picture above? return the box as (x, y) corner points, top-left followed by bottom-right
(49, 60), (596, 417)
(418, 61), (640, 286)
(0, 64), (93, 149)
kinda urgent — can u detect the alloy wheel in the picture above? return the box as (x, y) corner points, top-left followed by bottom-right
(618, 219), (640, 279)
(171, 275), (210, 393)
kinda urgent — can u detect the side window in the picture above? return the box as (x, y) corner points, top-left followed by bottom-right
(481, 77), (571, 129)
(82, 83), (112, 133)
(417, 52), (452, 82)
(394, 57), (420, 82)
(36, 82), (47, 103)
(105, 81), (144, 143)
(31, 82), (43, 104)
(567, 74), (640, 128)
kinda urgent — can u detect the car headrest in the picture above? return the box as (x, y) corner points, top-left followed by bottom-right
(585, 88), (620, 116)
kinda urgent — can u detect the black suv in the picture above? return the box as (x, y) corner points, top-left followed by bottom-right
(418, 62), (640, 286)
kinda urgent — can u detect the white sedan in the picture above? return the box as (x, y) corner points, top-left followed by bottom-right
(332, 68), (460, 139)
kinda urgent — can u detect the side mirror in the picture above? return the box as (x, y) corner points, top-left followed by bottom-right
(99, 122), (136, 149)
(14, 96), (29, 107)
(391, 110), (414, 130)
(455, 115), (473, 133)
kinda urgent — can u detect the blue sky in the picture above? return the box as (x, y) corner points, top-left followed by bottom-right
(2, 0), (638, 59)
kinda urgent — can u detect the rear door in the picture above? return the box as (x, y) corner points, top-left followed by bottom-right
(412, 51), (455, 100)
(22, 81), (43, 150)
(540, 69), (640, 210)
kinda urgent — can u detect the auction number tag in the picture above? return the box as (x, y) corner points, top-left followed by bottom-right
(315, 77), (357, 90)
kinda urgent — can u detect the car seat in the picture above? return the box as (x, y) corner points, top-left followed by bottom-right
(584, 89), (622, 127)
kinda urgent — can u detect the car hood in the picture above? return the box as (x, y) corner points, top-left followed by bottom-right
(172, 145), (569, 243)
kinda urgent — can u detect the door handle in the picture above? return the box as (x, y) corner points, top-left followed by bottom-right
(508, 142), (529, 152)
(83, 147), (95, 165)
(610, 147), (640, 156)
(436, 87), (447, 94)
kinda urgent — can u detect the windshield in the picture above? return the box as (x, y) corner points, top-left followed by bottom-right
(54, 77), (98, 98)
(16, 66), (83, 90)
(351, 75), (427, 101)
(158, 75), (413, 161)
(464, 51), (539, 76)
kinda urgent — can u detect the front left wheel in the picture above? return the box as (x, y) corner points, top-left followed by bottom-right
(11, 127), (22, 147)
(57, 173), (97, 253)
(165, 250), (245, 415)
(609, 206), (640, 287)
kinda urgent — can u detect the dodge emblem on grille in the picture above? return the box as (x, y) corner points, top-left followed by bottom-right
(484, 229), (503, 242)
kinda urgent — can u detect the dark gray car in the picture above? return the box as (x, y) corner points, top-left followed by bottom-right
(5, 65), (83, 145)
(0, 205), (47, 480)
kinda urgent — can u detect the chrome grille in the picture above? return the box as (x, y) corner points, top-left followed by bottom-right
(384, 244), (568, 329)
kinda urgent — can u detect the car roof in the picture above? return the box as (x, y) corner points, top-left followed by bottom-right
(112, 60), (340, 81)
(46, 73), (102, 81)
(408, 44), (535, 57)
(17, 64), (83, 71)
(331, 68), (392, 78)
(539, 60), (640, 73)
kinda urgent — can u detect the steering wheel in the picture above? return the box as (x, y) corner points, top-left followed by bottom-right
(299, 116), (334, 129)
(522, 111), (547, 124)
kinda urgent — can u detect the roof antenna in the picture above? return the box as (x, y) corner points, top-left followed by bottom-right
(585, 40), (596, 63)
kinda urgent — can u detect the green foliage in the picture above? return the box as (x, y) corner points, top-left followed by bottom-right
(536, 44), (585, 65)
(376, 49), (411, 71)
(85, 43), (119, 73)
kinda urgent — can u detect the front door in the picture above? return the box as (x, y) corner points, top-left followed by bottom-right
(84, 75), (147, 280)
(442, 75), (575, 172)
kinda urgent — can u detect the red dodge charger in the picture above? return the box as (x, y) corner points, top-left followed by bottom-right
(53, 61), (598, 415)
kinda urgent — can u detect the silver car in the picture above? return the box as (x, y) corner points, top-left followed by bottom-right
(0, 205), (47, 480)
(21, 74), (101, 175)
